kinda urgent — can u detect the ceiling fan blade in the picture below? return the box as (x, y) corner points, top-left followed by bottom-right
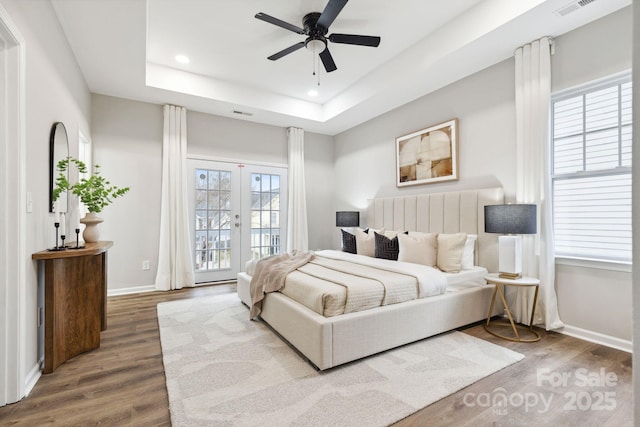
(268, 41), (306, 61)
(329, 33), (381, 47)
(317, 0), (348, 29)
(255, 12), (304, 34)
(319, 48), (337, 72)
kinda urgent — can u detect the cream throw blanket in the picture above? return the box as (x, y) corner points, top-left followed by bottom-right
(249, 251), (315, 319)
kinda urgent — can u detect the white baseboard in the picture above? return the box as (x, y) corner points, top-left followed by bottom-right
(107, 281), (236, 297)
(558, 324), (632, 353)
(107, 285), (157, 297)
(24, 363), (41, 397)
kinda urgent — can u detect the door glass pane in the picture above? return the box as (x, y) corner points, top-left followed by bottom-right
(220, 249), (230, 269)
(251, 192), (261, 209)
(219, 211), (231, 229)
(195, 170), (208, 189)
(194, 168), (233, 271)
(207, 191), (219, 210)
(251, 211), (260, 228)
(251, 174), (261, 191)
(195, 210), (207, 230)
(219, 192), (231, 210)
(261, 174), (271, 191)
(261, 193), (271, 209)
(195, 190), (207, 208)
(261, 211), (271, 228)
(250, 172), (282, 260)
(208, 170), (219, 189)
(219, 171), (231, 191)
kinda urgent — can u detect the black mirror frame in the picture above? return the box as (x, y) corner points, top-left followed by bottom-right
(49, 122), (69, 213)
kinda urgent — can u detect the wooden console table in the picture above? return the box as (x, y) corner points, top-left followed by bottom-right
(32, 241), (112, 373)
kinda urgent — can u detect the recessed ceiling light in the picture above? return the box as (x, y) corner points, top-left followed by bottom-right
(308, 89), (318, 97)
(175, 54), (190, 64)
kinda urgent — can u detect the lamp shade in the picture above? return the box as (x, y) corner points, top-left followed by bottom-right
(336, 211), (359, 227)
(484, 204), (537, 235)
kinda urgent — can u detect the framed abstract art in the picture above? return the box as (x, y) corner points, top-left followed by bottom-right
(396, 118), (458, 187)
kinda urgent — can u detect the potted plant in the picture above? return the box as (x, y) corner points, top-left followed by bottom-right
(54, 157), (130, 242)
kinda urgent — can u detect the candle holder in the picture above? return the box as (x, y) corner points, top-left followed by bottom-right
(60, 235), (66, 249)
(48, 222), (66, 251)
(70, 228), (85, 250)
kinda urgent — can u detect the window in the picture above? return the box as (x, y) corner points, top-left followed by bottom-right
(551, 73), (632, 262)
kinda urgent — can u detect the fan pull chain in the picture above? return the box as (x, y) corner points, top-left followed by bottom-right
(311, 45), (321, 87)
(309, 44), (320, 87)
(312, 48), (316, 76)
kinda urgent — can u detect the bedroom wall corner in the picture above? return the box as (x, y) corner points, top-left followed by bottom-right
(302, 132), (335, 251)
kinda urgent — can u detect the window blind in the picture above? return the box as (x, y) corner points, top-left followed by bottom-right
(551, 75), (632, 262)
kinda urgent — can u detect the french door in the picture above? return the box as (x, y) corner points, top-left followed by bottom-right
(187, 158), (287, 283)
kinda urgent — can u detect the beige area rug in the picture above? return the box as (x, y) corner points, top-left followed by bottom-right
(157, 293), (524, 427)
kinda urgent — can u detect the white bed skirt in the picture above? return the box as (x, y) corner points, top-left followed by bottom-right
(237, 272), (503, 370)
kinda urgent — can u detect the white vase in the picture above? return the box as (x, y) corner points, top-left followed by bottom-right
(80, 212), (104, 243)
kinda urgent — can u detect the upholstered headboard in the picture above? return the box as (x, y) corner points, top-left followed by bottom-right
(366, 187), (504, 273)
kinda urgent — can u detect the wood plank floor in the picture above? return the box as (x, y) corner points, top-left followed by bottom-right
(0, 284), (632, 426)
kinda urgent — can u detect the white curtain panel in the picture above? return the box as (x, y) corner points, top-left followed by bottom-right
(514, 37), (563, 330)
(286, 127), (309, 252)
(155, 105), (195, 290)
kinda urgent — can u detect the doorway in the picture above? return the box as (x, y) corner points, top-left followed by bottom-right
(0, 4), (26, 406)
(187, 158), (287, 283)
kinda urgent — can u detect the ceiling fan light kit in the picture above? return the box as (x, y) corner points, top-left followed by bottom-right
(255, 0), (381, 73)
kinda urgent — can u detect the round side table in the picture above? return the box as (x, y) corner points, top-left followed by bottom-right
(484, 273), (541, 343)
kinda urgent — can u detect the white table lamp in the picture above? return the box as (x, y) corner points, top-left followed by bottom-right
(484, 204), (537, 279)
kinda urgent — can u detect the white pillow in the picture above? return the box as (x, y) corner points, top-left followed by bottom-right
(437, 233), (467, 273)
(398, 232), (438, 267)
(461, 234), (478, 270)
(355, 228), (383, 257)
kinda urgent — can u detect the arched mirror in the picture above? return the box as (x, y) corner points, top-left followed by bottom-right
(49, 122), (69, 213)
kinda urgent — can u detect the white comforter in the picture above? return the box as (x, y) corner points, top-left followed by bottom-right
(280, 250), (447, 317)
(314, 250), (447, 297)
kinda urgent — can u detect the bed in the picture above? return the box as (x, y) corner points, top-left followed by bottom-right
(237, 187), (505, 370)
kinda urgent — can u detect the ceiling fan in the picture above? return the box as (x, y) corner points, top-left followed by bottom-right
(255, 0), (381, 73)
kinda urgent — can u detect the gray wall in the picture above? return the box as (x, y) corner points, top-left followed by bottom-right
(333, 7), (633, 344)
(334, 58), (514, 206)
(92, 95), (334, 292)
(91, 95), (163, 291)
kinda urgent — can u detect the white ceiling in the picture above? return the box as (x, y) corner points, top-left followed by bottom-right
(52, 0), (630, 136)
